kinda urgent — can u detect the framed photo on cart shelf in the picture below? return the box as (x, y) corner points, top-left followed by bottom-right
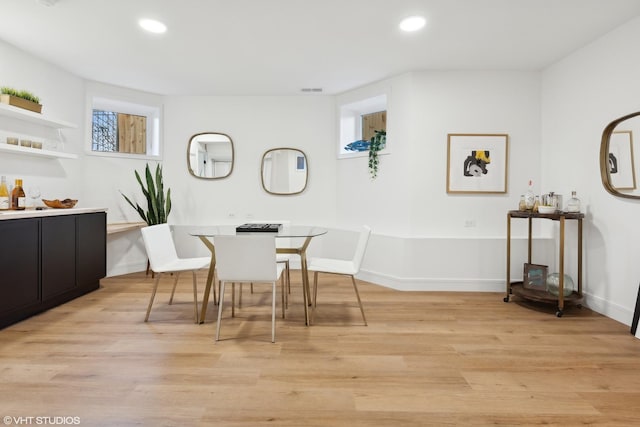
(523, 263), (548, 291)
(446, 133), (508, 194)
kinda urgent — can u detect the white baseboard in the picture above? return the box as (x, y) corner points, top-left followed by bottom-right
(356, 269), (505, 292)
(107, 261), (147, 278)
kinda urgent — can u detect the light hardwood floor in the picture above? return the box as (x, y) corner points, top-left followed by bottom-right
(1, 271), (640, 426)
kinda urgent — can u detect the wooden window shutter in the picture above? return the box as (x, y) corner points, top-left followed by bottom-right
(362, 111), (386, 142)
(117, 113), (147, 154)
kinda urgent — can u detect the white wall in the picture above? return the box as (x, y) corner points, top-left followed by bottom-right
(336, 70), (552, 293)
(541, 16), (640, 324)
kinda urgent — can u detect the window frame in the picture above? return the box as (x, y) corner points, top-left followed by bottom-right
(85, 90), (163, 160)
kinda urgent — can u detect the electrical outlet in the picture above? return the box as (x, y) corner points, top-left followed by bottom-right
(464, 219), (476, 228)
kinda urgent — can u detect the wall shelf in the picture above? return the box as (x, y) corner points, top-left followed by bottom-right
(0, 102), (78, 159)
(0, 102), (77, 129)
(0, 142), (77, 159)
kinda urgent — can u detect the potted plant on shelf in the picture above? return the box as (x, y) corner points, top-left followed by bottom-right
(368, 129), (387, 179)
(0, 87), (42, 113)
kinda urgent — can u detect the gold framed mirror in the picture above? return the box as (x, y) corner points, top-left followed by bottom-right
(261, 148), (308, 195)
(187, 132), (234, 179)
(600, 112), (640, 199)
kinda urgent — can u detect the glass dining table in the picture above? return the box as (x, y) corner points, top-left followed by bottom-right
(190, 225), (328, 326)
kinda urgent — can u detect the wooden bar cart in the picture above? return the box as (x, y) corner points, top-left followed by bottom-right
(504, 210), (584, 317)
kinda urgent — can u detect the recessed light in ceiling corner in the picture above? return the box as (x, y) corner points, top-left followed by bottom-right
(399, 15), (426, 32)
(139, 18), (167, 34)
(301, 88), (323, 93)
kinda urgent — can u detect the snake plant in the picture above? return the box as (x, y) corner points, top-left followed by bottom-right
(368, 130), (387, 179)
(121, 163), (172, 225)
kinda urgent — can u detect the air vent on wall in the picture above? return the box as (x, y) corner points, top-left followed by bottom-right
(301, 88), (323, 93)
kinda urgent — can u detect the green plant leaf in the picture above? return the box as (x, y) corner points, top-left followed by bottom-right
(121, 162), (171, 226)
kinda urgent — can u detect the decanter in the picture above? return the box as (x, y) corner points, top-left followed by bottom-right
(566, 191), (581, 213)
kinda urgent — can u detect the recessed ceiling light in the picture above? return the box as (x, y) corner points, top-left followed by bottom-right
(399, 16), (426, 32)
(139, 18), (167, 34)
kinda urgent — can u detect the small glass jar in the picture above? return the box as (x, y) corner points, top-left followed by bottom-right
(518, 195), (527, 211)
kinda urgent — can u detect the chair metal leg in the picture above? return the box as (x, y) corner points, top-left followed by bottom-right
(231, 283), (235, 318)
(281, 275), (286, 319)
(215, 281), (226, 342)
(191, 271), (199, 324)
(311, 271), (319, 324)
(285, 260), (291, 294)
(350, 275), (367, 326)
(145, 274), (162, 322)
(168, 272), (180, 304)
(271, 281), (276, 343)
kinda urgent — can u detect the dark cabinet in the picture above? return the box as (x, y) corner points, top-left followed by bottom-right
(0, 211), (105, 328)
(42, 215), (77, 300)
(77, 211), (106, 287)
(0, 218), (40, 314)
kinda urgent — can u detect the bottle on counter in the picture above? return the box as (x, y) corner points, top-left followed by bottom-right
(566, 190), (581, 213)
(525, 180), (535, 210)
(0, 176), (9, 210)
(533, 195), (540, 213)
(10, 178), (26, 210)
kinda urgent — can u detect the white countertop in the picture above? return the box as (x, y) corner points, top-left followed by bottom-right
(0, 207), (107, 220)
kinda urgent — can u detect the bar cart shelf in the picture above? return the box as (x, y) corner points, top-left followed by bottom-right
(504, 210), (584, 317)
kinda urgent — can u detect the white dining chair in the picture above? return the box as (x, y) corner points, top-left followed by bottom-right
(307, 225), (371, 325)
(214, 234), (286, 343)
(141, 223), (210, 323)
(241, 220), (294, 307)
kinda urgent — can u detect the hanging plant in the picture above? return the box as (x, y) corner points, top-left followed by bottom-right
(121, 163), (172, 225)
(368, 130), (386, 179)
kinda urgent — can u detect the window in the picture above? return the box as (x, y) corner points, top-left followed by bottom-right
(338, 94), (387, 158)
(87, 93), (162, 159)
(92, 110), (147, 154)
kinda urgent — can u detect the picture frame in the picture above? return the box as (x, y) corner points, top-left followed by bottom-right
(609, 130), (636, 190)
(446, 133), (508, 194)
(523, 263), (548, 291)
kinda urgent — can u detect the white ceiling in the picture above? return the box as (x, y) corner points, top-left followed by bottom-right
(2, 0), (640, 96)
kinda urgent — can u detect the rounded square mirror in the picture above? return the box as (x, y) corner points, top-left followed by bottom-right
(261, 148), (308, 195)
(600, 112), (640, 199)
(187, 132), (234, 179)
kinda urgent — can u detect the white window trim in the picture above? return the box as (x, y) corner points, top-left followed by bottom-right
(85, 86), (163, 160)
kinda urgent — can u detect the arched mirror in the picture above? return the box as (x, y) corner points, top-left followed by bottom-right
(261, 148), (308, 195)
(600, 112), (640, 199)
(187, 132), (234, 179)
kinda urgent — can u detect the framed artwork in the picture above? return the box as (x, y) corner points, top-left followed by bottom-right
(446, 134), (509, 194)
(523, 263), (548, 291)
(609, 130), (636, 190)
